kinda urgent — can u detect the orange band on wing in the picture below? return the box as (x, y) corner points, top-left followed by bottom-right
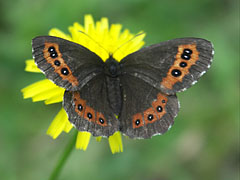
(151, 93), (167, 120)
(96, 112), (107, 127)
(43, 42), (79, 87)
(132, 113), (144, 128)
(73, 92), (108, 126)
(143, 107), (158, 125)
(73, 92), (86, 117)
(161, 44), (199, 89)
(132, 93), (168, 128)
(84, 106), (96, 122)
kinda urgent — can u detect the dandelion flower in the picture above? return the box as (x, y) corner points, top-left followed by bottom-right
(22, 14), (145, 154)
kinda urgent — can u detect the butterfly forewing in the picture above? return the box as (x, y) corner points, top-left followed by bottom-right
(32, 36), (104, 91)
(120, 38), (214, 94)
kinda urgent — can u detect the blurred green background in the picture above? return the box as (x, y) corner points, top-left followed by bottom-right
(0, 0), (239, 180)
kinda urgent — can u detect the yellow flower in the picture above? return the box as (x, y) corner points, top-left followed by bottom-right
(21, 14), (145, 154)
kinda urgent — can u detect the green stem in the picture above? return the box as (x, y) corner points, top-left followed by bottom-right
(49, 130), (78, 180)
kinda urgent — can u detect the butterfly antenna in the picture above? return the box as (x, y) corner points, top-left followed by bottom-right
(112, 32), (146, 55)
(78, 30), (110, 55)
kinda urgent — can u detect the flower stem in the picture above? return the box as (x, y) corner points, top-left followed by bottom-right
(49, 130), (78, 180)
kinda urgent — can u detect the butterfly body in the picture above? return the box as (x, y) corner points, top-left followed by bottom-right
(104, 56), (121, 77)
(32, 36), (214, 139)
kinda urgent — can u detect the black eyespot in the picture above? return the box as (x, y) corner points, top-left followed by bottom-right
(183, 48), (192, 54)
(162, 100), (166, 103)
(171, 69), (182, 77)
(54, 60), (61, 66)
(156, 106), (163, 112)
(87, 113), (92, 119)
(181, 54), (191, 60)
(61, 68), (69, 75)
(135, 119), (140, 126)
(50, 52), (58, 58)
(48, 46), (55, 53)
(99, 118), (104, 124)
(77, 104), (83, 111)
(148, 114), (154, 121)
(179, 61), (187, 67)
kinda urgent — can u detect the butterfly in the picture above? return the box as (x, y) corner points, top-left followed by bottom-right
(32, 36), (214, 139)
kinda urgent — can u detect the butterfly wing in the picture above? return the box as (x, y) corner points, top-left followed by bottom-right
(118, 38), (213, 138)
(119, 74), (179, 139)
(63, 75), (119, 137)
(120, 38), (214, 94)
(32, 36), (104, 91)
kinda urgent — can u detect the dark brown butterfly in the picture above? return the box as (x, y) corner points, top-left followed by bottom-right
(32, 36), (214, 138)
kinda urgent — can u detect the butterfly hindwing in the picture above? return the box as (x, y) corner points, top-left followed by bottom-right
(120, 38), (214, 94)
(32, 36), (104, 91)
(119, 75), (179, 139)
(63, 75), (119, 137)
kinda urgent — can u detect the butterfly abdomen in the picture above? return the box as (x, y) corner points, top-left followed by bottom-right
(103, 56), (123, 116)
(105, 75), (122, 117)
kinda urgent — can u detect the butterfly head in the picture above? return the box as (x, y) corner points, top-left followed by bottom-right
(104, 55), (121, 77)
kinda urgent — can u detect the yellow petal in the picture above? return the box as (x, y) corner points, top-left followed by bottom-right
(100, 17), (109, 33)
(125, 32), (145, 53)
(109, 24), (122, 42)
(76, 131), (91, 151)
(73, 22), (84, 31)
(108, 131), (123, 154)
(119, 29), (132, 42)
(31, 87), (64, 102)
(63, 120), (73, 133)
(113, 32), (145, 61)
(49, 28), (72, 41)
(21, 79), (65, 104)
(22, 79), (56, 98)
(25, 59), (41, 73)
(44, 94), (64, 105)
(84, 14), (95, 33)
(95, 136), (102, 142)
(68, 22), (86, 45)
(47, 108), (71, 139)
